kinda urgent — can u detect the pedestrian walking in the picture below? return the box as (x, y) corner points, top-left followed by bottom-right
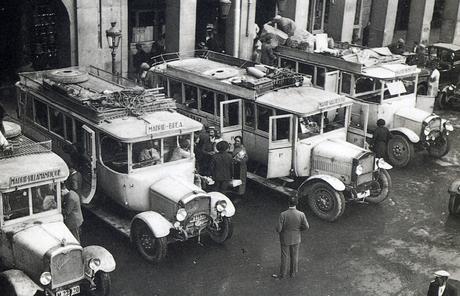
(427, 270), (458, 296)
(372, 119), (392, 159)
(232, 136), (248, 196)
(427, 63), (440, 97)
(61, 184), (84, 243)
(210, 140), (233, 193)
(274, 197), (309, 279)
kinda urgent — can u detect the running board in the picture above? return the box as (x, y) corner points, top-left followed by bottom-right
(247, 172), (297, 197)
(84, 205), (131, 238)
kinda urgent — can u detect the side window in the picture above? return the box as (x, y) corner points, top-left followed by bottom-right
(316, 67), (326, 88)
(341, 73), (352, 94)
(49, 107), (64, 137)
(355, 77), (374, 93)
(132, 139), (161, 168)
(32, 183), (57, 213)
(169, 79), (183, 103)
(324, 107), (346, 132)
(298, 63), (315, 78)
(75, 119), (84, 144)
(298, 113), (321, 139)
(3, 189), (30, 221)
(272, 117), (291, 141)
(162, 136), (178, 162)
(244, 101), (255, 128)
(280, 58), (296, 71)
(64, 116), (73, 142)
(25, 96), (34, 120)
(256, 105), (272, 132)
(200, 88), (215, 115)
(100, 134), (128, 173)
(184, 84), (198, 109)
(168, 134), (192, 162)
(34, 100), (49, 128)
(216, 93), (226, 116)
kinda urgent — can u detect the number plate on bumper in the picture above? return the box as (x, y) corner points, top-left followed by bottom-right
(357, 190), (370, 199)
(56, 285), (80, 296)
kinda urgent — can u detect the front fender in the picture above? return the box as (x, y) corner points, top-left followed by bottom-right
(131, 211), (172, 239)
(448, 179), (460, 194)
(305, 175), (345, 191)
(208, 191), (236, 218)
(0, 269), (41, 296)
(83, 245), (116, 275)
(390, 127), (420, 143)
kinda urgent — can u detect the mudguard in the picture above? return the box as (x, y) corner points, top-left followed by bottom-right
(375, 158), (393, 170)
(448, 179), (460, 194)
(131, 211), (172, 239)
(83, 245), (116, 275)
(304, 175), (346, 191)
(0, 269), (41, 296)
(390, 127), (420, 143)
(208, 191), (236, 218)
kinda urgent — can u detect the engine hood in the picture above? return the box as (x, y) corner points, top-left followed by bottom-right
(394, 106), (431, 123)
(313, 139), (369, 162)
(150, 175), (206, 204)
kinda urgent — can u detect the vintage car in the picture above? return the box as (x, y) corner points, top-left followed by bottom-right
(0, 121), (115, 296)
(15, 66), (235, 263)
(147, 51), (392, 222)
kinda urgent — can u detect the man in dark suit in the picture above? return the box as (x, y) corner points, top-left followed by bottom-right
(210, 140), (233, 193)
(274, 197), (309, 279)
(427, 270), (458, 296)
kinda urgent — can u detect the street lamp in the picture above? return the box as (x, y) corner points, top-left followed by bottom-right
(106, 21), (122, 75)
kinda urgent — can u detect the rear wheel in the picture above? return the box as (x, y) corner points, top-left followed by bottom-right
(448, 194), (460, 215)
(208, 217), (233, 244)
(0, 275), (16, 296)
(387, 135), (414, 168)
(367, 169), (391, 203)
(132, 221), (167, 263)
(305, 182), (345, 222)
(428, 136), (450, 158)
(91, 271), (111, 296)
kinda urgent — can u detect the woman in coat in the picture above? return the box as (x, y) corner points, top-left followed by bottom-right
(232, 136), (248, 196)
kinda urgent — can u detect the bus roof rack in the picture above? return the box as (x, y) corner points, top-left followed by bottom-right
(0, 137), (52, 160)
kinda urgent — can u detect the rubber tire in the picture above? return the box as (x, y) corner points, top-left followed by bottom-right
(436, 93), (448, 110)
(0, 275), (17, 296)
(208, 217), (233, 244)
(306, 182), (345, 222)
(387, 134), (414, 168)
(417, 83), (427, 96)
(428, 136), (450, 158)
(132, 221), (167, 263)
(367, 169), (391, 204)
(91, 271), (111, 296)
(448, 194), (460, 215)
(46, 69), (89, 84)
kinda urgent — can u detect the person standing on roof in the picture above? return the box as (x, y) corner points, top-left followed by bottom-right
(266, 15), (296, 37)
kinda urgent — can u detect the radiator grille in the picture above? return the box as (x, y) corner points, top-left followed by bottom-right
(357, 153), (374, 186)
(50, 247), (84, 288)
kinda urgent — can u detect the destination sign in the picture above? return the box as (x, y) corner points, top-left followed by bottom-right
(10, 169), (61, 187)
(318, 96), (346, 109)
(145, 121), (184, 134)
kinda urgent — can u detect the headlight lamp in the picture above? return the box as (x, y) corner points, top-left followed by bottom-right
(216, 200), (227, 212)
(176, 208), (187, 222)
(88, 258), (101, 271)
(444, 121), (454, 132)
(355, 164), (363, 176)
(424, 126), (431, 136)
(40, 271), (52, 285)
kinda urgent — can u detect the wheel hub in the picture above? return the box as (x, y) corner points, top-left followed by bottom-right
(315, 191), (333, 212)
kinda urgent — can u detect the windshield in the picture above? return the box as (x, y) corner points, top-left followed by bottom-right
(298, 107), (347, 139)
(132, 134), (193, 169)
(100, 134), (128, 173)
(2, 183), (58, 222)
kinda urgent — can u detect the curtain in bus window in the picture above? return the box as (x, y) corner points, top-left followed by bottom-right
(200, 89), (215, 115)
(184, 85), (198, 109)
(34, 100), (49, 128)
(169, 79), (182, 103)
(49, 107), (64, 137)
(257, 105), (271, 132)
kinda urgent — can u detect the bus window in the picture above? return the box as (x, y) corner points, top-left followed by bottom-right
(355, 77), (374, 93)
(49, 107), (64, 137)
(200, 88), (215, 115)
(32, 183), (57, 213)
(244, 102), (255, 128)
(341, 73), (352, 94)
(216, 93), (226, 116)
(169, 79), (183, 103)
(298, 63), (315, 77)
(280, 58), (296, 71)
(272, 117), (290, 141)
(75, 120), (83, 145)
(101, 135), (128, 173)
(401, 77), (415, 95)
(132, 139), (161, 169)
(184, 84), (198, 109)
(25, 97), (34, 120)
(34, 100), (49, 128)
(64, 116), (73, 141)
(3, 189), (29, 221)
(257, 105), (272, 132)
(168, 134), (192, 162)
(162, 136), (178, 162)
(298, 114), (321, 139)
(324, 107), (346, 132)
(316, 67), (326, 88)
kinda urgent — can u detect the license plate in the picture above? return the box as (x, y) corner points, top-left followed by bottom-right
(56, 285), (80, 296)
(357, 190), (370, 199)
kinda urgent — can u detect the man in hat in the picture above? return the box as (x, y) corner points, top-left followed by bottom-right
(427, 270), (457, 296)
(371, 119), (392, 160)
(274, 196), (309, 279)
(389, 38), (406, 55)
(62, 183), (84, 242)
(210, 140), (233, 193)
(133, 43), (149, 81)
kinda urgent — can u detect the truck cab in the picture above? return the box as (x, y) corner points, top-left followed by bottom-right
(0, 121), (115, 296)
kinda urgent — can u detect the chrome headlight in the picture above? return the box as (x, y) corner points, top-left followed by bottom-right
(40, 271), (52, 285)
(88, 258), (101, 271)
(424, 125), (431, 136)
(355, 164), (363, 176)
(444, 121), (454, 132)
(176, 208), (187, 222)
(216, 200), (227, 212)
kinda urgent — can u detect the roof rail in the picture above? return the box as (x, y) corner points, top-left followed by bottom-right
(0, 138), (52, 160)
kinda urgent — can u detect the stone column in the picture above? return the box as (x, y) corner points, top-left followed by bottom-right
(440, 0), (460, 44)
(165, 0), (197, 54)
(368, 0), (398, 47)
(327, 0), (357, 42)
(282, 0), (310, 31)
(225, 0), (257, 59)
(406, 0), (435, 47)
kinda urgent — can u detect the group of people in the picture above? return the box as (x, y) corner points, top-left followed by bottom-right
(132, 35), (166, 84)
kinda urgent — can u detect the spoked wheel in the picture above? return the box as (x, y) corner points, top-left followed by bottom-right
(132, 221), (167, 263)
(387, 135), (414, 168)
(428, 135), (450, 158)
(306, 182), (345, 222)
(91, 271), (111, 296)
(367, 169), (391, 203)
(448, 194), (460, 215)
(208, 217), (233, 244)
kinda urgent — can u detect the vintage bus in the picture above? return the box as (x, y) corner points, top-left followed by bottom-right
(273, 45), (453, 168)
(15, 66), (236, 263)
(147, 51), (392, 222)
(0, 121), (115, 296)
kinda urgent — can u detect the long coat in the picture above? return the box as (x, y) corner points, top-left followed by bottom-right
(210, 151), (233, 182)
(276, 207), (309, 246)
(372, 126), (392, 159)
(63, 190), (84, 229)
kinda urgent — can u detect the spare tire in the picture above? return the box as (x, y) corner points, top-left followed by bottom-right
(3, 121), (21, 138)
(46, 69), (89, 84)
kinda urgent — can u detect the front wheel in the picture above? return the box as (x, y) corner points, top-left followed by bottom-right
(387, 135), (414, 168)
(448, 194), (460, 215)
(367, 169), (391, 203)
(132, 221), (167, 263)
(208, 217), (233, 244)
(305, 182), (345, 222)
(91, 271), (111, 296)
(0, 275), (16, 296)
(428, 136), (450, 158)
